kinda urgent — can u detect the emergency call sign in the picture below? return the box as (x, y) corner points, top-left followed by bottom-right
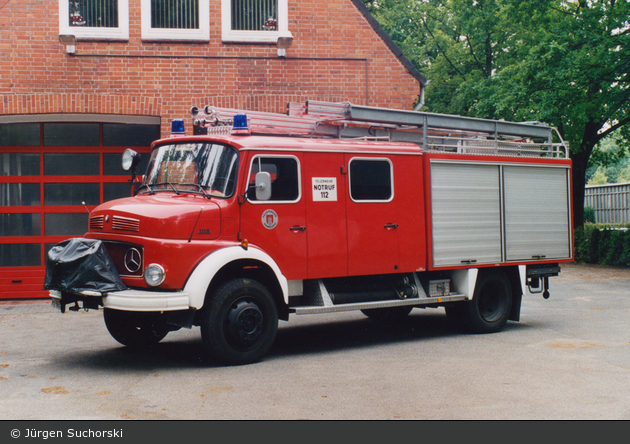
(312, 177), (337, 201)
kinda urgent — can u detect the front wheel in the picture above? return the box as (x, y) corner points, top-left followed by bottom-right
(201, 278), (278, 365)
(461, 271), (513, 334)
(103, 309), (170, 348)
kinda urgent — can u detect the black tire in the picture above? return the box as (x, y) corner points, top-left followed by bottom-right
(201, 278), (278, 365)
(462, 271), (513, 333)
(444, 303), (467, 331)
(361, 306), (413, 322)
(103, 308), (170, 348)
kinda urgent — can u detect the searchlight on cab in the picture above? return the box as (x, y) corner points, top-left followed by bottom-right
(178, 111), (251, 136)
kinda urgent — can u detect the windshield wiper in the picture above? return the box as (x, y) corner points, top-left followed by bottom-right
(192, 184), (211, 199)
(139, 182), (180, 195)
(138, 183), (154, 195)
(178, 183), (213, 199)
(167, 183), (180, 195)
(138, 182), (213, 199)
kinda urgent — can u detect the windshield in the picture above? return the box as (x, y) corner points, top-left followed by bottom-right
(141, 142), (239, 198)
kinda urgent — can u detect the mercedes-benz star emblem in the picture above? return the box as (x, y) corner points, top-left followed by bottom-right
(124, 248), (142, 273)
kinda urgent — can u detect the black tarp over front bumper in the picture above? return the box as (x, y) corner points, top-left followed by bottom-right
(44, 238), (127, 307)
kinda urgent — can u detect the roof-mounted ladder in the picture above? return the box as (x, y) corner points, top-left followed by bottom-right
(191, 101), (568, 158)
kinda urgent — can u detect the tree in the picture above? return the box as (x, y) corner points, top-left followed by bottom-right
(586, 136), (629, 183)
(363, 0), (630, 227)
(587, 167), (608, 185)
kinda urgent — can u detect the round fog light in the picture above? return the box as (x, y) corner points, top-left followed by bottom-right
(144, 264), (165, 287)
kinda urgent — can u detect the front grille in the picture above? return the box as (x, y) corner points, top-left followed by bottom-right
(112, 215), (140, 232)
(102, 241), (144, 277)
(89, 215), (104, 230)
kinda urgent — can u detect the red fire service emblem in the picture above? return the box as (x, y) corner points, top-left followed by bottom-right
(261, 209), (278, 229)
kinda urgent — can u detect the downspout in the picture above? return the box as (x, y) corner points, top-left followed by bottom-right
(414, 80), (429, 111)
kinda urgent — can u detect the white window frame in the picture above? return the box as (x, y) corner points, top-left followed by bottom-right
(246, 155), (302, 204)
(59, 0), (129, 41)
(221, 0), (292, 43)
(141, 0), (210, 41)
(348, 157), (395, 203)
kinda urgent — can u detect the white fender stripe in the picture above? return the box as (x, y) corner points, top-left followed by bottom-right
(518, 265), (527, 295)
(183, 246), (289, 309)
(450, 268), (478, 300)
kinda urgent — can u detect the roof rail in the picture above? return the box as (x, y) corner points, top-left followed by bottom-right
(191, 101), (569, 158)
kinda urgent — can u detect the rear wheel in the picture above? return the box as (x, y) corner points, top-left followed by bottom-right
(462, 271), (512, 333)
(103, 309), (170, 348)
(201, 278), (278, 365)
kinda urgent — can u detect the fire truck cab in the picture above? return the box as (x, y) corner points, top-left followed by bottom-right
(46, 101), (573, 365)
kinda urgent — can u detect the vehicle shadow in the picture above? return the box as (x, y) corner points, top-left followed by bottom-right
(52, 310), (522, 370)
(268, 310), (456, 359)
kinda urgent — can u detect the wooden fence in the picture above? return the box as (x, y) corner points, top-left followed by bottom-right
(585, 182), (630, 224)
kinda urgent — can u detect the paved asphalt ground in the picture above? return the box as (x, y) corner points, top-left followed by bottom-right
(0, 262), (629, 421)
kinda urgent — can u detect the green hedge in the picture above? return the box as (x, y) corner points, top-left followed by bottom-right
(574, 223), (630, 266)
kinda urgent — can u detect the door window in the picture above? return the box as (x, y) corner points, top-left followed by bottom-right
(247, 155), (301, 203)
(349, 158), (393, 202)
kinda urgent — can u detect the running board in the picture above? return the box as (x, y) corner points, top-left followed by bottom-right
(291, 294), (467, 315)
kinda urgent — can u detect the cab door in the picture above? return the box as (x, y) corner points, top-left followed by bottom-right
(345, 155), (399, 276)
(239, 153), (307, 280)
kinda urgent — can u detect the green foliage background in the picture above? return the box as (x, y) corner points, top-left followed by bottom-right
(362, 0), (630, 227)
(575, 224), (630, 266)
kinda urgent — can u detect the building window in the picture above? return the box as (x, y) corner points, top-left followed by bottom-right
(231, 0), (276, 31)
(221, 0), (291, 43)
(59, 0), (129, 40)
(151, 0), (198, 29)
(0, 124), (40, 147)
(141, 0), (209, 41)
(69, 0), (118, 27)
(0, 117), (158, 277)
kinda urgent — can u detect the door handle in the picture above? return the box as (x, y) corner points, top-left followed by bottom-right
(290, 226), (306, 232)
(384, 223), (398, 229)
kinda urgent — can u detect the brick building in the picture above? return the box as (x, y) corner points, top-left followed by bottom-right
(0, 0), (426, 299)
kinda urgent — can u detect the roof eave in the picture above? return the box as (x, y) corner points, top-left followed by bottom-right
(351, 0), (429, 86)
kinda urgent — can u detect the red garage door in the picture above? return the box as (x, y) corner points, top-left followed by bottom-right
(0, 116), (159, 300)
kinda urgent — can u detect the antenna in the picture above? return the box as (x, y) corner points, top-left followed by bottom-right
(189, 207), (204, 243)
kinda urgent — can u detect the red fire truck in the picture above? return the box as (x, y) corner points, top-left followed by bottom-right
(45, 101), (573, 365)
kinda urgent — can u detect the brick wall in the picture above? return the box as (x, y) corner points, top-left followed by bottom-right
(1, 0), (421, 138)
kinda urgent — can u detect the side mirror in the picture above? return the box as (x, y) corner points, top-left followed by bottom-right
(255, 171), (272, 201)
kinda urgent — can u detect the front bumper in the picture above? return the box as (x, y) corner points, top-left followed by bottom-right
(50, 289), (190, 313)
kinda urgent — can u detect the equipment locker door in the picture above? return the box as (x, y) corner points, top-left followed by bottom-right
(240, 153), (307, 280)
(504, 165), (572, 260)
(345, 155), (399, 276)
(302, 152), (348, 279)
(430, 161), (502, 267)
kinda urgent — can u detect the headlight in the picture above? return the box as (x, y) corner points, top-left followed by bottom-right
(144, 264), (165, 287)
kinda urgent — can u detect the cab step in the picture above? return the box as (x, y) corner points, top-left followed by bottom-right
(291, 294), (467, 315)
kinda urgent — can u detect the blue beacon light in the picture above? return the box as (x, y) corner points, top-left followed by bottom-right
(232, 113), (250, 135)
(171, 119), (185, 136)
